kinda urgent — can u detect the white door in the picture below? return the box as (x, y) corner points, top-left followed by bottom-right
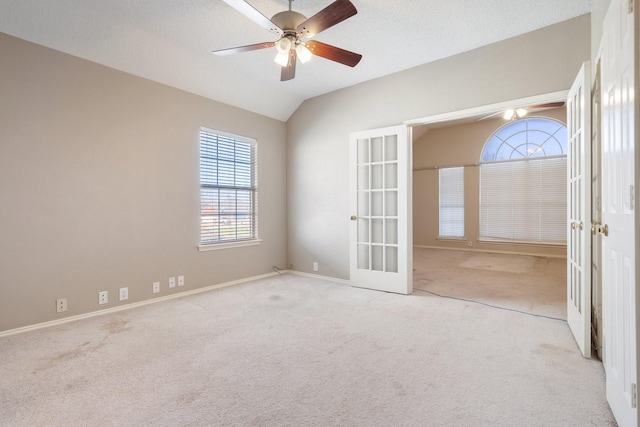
(349, 125), (412, 294)
(567, 61), (592, 358)
(600, 0), (637, 424)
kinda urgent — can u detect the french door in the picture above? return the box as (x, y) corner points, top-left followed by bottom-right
(567, 61), (592, 358)
(349, 125), (412, 294)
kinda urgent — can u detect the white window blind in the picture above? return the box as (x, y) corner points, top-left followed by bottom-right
(439, 167), (465, 238)
(479, 157), (566, 244)
(200, 129), (257, 245)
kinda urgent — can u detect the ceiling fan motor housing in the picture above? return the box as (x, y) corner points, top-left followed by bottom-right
(271, 11), (307, 33)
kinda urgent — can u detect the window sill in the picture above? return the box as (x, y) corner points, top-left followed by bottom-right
(437, 236), (466, 241)
(198, 239), (262, 252)
(478, 238), (566, 247)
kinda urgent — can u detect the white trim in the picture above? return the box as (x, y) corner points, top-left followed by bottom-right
(200, 126), (257, 145)
(0, 272), (278, 338)
(198, 239), (262, 251)
(404, 90), (569, 126)
(414, 245), (567, 259)
(477, 238), (565, 246)
(288, 270), (350, 285)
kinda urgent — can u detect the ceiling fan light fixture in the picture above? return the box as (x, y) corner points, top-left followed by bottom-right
(274, 51), (290, 66)
(503, 109), (515, 120)
(275, 37), (292, 54)
(503, 108), (528, 121)
(295, 43), (312, 63)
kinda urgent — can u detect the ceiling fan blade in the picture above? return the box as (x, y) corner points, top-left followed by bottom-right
(221, 0), (283, 35)
(305, 40), (362, 67)
(476, 111), (502, 121)
(213, 41), (275, 56)
(528, 101), (566, 110)
(297, 0), (357, 38)
(281, 49), (297, 81)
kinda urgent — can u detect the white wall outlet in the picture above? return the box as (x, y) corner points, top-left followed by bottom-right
(153, 282), (160, 294)
(169, 277), (176, 288)
(98, 291), (108, 305)
(313, 262), (319, 272)
(178, 275), (184, 286)
(119, 287), (129, 301)
(56, 298), (67, 313)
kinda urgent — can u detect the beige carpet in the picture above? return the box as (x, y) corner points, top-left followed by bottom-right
(0, 249), (616, 426)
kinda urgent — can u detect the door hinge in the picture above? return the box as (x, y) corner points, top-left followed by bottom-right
(630, 185), (635, 210)
(592, 222), (609, 236)
(632, 383), (637, 408)
(630, 0), (634, 14)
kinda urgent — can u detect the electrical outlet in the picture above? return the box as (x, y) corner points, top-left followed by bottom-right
(169, 277), (176, 288)
(178, 275), (184, 286)
(313, 262), (318, 272)
(467, 241), (473, 247)
(98, 291), (108, 305)
(119, 287), (128, 301)
(56, 298), (67, 313)
(153, 282), (160, 294)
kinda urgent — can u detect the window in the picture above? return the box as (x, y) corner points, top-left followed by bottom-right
(439, 167), (464, 239)
(199, 129), (257, 248)
(479, 117), (567, 244)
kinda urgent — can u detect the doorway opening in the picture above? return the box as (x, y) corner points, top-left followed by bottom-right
(405, 90), (585, 343)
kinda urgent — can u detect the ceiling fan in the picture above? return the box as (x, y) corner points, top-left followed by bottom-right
(214, 0), (362, 81)
(476, 101), (566, 121)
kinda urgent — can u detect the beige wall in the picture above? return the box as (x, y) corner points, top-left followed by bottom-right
(0, 33), (287, 332)
(413, 108), (567, 257)
(0, 13), (594, 331)
(287, 15), (591, 279)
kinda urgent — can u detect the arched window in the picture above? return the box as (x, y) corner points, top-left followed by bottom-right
(481, 117), (567, 162)
(479, 117), (567, 244)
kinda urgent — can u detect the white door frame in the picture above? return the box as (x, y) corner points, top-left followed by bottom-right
(405, 91), (569, 129)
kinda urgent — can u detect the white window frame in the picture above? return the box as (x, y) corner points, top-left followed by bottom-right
(198, 128), (260, 251)
(438, 167), (465, 239)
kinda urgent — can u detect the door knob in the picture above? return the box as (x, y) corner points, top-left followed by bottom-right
(350, 215), (357, 221)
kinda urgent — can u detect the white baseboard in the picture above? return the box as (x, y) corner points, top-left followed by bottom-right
(288, 270), (350, 285)
(414, 245), (567, 259)
(0, 272), (280, 338)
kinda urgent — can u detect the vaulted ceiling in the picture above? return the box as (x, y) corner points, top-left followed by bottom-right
(0, 0), (591, 121)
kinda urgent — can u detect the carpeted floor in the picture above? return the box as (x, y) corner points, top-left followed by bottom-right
(0, 249), (616, 426)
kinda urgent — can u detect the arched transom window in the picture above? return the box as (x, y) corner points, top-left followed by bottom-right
(481, 117), (567, 162)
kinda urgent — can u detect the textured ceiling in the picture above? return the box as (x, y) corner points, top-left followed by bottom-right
(0, 0), (591, 121)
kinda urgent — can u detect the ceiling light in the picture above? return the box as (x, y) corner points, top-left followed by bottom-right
(296, 43), (312, 63)
(503, 108), (528, 121)
(503, 109), (515, 120)
(274, 51), (290, 67)
(275, 37), (292, 54)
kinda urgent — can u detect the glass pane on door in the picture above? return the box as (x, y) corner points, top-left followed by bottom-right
(356, 136), (399, 273)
